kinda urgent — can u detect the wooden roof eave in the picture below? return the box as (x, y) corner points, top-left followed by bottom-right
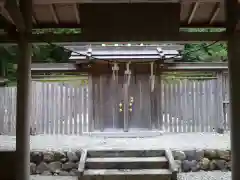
(28, 62), (228, 73)
(0, 0), (230, 31)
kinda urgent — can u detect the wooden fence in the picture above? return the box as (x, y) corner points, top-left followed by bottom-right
(161, 74), (229, 133)
(0, 82), (89, 135)
(0, 73), (230, 135)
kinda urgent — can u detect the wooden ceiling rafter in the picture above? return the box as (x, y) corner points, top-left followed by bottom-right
(0, 6), (14, 24)
(49, 4), (59, 24)
(32, 14), (38, 24)
(209, 2), (220, 25)
(187, 2), (199, 24)
(0, 0), (232, 28)
(4, 0), (26, 31)
(0, 0), (235, 43)
(73, 3), (80, 24)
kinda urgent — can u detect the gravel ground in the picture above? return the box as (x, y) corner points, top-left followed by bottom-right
(178, 171), (231, 180)
(1, 133), (231, 180)
(31, 176), (77, 180)
(30, 171), (232, 180)
(0, 132), (230, 151)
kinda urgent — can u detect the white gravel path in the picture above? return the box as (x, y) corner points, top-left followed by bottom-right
(30, 171), (232, 180)
(0, 132), (230, 151)
(178, 171), (231, 180)
(31, 176), (77, 180)
(1, 133), (230, 180)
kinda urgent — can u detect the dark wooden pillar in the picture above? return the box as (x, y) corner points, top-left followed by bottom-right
(227, 33), (240, 180)
(225, 0), (240, 179)
(16, 0), (32, 180)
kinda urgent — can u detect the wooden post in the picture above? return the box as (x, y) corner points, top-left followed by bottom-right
(225, 0), (240, 178)
(157, 74), (163, 130)
(88, 75), (93, 132)
(227, 32), (240, 180)
(216, 72), (224, 131)
(123, 83), (129, 132)
(16, 0), (32, 180)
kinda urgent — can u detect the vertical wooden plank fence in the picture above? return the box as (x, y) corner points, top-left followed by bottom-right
(0, 72), (231, 135)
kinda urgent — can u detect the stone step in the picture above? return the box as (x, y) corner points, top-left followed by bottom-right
(85, 156), (168, 169)
(78, 149), (176, 180)
(84, 169), (172, 176)
(87, 149), (165, 158)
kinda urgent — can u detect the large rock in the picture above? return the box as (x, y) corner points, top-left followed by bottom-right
(30, 162), (37, 174)
(199, 157), (210, 170)
(195, 150), (205, 161)
(67, 151), (79, 162)
(204, 150), (217, 159)
(190, 160), (200, 172)
(70, 169), (80, 176)
(36, 162), (50, 174)
(60, 158), (68, 163)
(53, 151), (66, 161)
(182, 160), (199, 172)
(174, 151), (186, 161)
(182, 160), (192, 172)
(30, 151), (43, 165)
(43, 151), (55, 162)
(227, 160), (232, 171)
(215, 160), (228, 170)
(62, 162), (78, 171)
(184, 150), (196, 161)
(58, 171), (70, 176)
(41, 171), (52, 175)
(209, 160), (217, 171)
(216, 150), (231, 161)
(184, 150), (204, 161)
(75, 150), (82, 159)
(48, 161), (62, 173)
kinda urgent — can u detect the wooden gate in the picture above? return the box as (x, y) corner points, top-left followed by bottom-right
(89, 74), (158, 132)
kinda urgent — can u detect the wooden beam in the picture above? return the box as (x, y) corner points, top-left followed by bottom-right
(4, 0), (26, 31)
(28, 62), (228, 73)
(0, 6), (14, 24)
(32, 14), (38, 24)
(73, 4), (80, 24)
(49, 4), (59, 24)
(188, 2), (199, 24)
(0, 7), (18, 34)
(0, 22), (226, 29)
(32, 16), (36, 24)
(0, 32), (227, 44)
(78, 3), (180, 35)
(0, 0), (228, 5)
(209, 2), (220, 24)
(40, 31), (220, 43)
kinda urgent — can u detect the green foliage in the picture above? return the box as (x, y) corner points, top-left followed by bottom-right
(182, 28), (227, 62)
(0, 29), (75, 83)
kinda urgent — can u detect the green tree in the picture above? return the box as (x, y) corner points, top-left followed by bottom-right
(182, 28), (227, 61)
